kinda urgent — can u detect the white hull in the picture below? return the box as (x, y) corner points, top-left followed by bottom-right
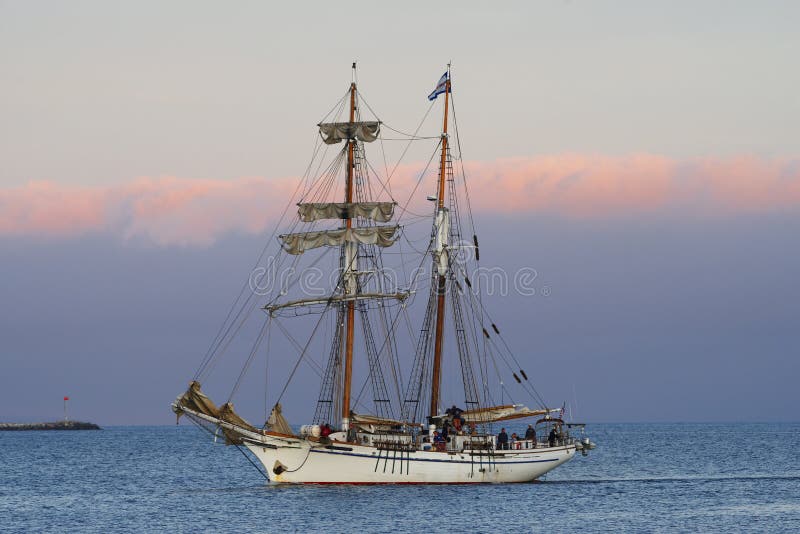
(179, 403), (584, 484)
(244, 438), (576, 484)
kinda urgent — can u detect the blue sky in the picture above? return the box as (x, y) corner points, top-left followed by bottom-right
(1, 1), (798, 424)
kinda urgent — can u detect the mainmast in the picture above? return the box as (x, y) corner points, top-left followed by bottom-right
(429, 67), (451, 419)
(341, 63), (357, 431)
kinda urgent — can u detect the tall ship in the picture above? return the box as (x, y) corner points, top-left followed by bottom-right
(173, 65), (595, 483)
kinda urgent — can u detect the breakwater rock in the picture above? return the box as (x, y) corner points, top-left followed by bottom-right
(0, 421), (100, 431)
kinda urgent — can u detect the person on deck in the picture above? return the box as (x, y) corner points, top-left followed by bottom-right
(447, 405), (465, 432)
(452, 415), (462, 433)
(497, 428), (509, 450)
(510, 432), (518, 449)
(320, 423), (332, 438)
(548, 427), (557, 447)
(525, 424), (536, 448)
(433, 430), (446, 451)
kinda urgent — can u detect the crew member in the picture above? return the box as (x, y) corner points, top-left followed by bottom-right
(320, 423), (332, 438)
(525, 424), (536, 448)
(497, 428), (509, 450)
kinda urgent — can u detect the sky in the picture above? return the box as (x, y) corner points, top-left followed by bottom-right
(1, 1), (799, 425)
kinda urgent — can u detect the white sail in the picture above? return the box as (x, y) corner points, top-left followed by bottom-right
(318, 121), (380, 144)
(297, 202), (396, 223)
(279, 226), (399, 255)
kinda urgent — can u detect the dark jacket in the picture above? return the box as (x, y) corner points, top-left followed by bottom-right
(525, 427), (536, 440)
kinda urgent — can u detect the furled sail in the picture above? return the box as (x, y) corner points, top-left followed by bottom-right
(279, 226), (399, 255)
(265, 403), (293, 435)
(350, 412), (421, 432)
(265, 291), (410, 315)
(298, 202), (396, 223)
(173, 381), (220, 421)
(172, 381), (260, 444)
(318, 121), (380, 144)
(458, 404), (557, 424)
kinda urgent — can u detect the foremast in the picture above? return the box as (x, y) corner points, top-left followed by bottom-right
(429, 67), (451, 419)
(341, 65), (357, 431)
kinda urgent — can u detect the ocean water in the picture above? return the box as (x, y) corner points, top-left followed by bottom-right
(1, 423), (798, 533)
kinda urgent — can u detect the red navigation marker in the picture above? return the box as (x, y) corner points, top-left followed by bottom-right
(64, 396), (69, 401)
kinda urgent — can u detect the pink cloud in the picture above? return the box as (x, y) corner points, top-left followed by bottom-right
(1, 155), (798, 245)
(117, 176), (297, 246)
(390, 154), (800, 218)
(0, 181), (110, 236)
(0, 176), (298, 246)
(461, 154), (677, 216)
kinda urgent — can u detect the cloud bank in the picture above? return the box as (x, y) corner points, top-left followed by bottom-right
(2, 154), (798, 245)
(0, 176), (296, 246)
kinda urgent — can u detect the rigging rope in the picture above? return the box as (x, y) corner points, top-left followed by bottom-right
(194, 130), (328, 381)
(317, 88), (351, 126)
(228, 317), (271, 403)
(234, 443), (270, 480)
(385, 100), (436, 183)
(457, 270), (549, 409)
(184, 416), (269, 480)
(393, 139), (442, 220)
(274, 304), (334, 405)
(358, 92), (439, 140)
(274, 319), (324, 376)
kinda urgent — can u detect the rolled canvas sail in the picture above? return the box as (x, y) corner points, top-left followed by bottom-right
(173, 381), (260, 443)
(264, 291), (410, 315)
(318, 121), (380, 144)
(460, 404), (551, 423)
(279, 226), (399, 255)
(266, 403), (293, 435)
(298, 202), (396, 222)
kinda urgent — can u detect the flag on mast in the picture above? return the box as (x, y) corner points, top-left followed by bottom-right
(428, 72), (449, 101)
